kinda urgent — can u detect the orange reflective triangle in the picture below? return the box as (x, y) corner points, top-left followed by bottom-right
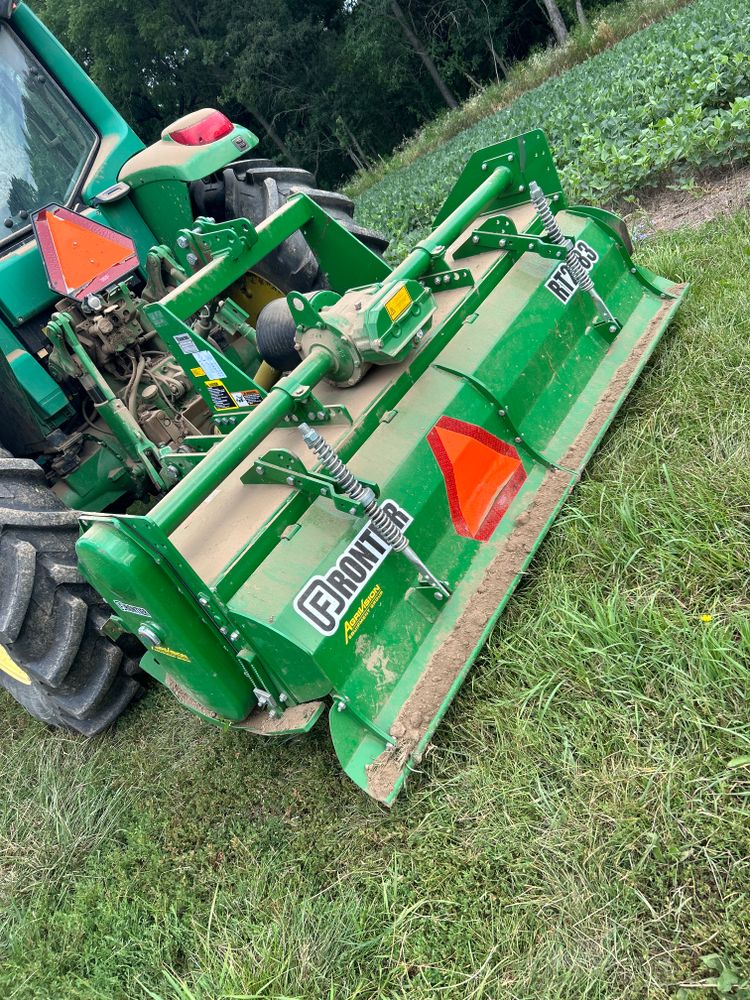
(45, 211), (133, 289)
(433, 424), (520, 537)
(33, 205), (137, 301)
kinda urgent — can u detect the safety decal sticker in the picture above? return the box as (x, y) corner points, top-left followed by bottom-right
(384, 284), (412, 321)
(234, 388), (263, 408)
(174, 333), (199, 354)
(294, 500), (412, 636)
(205, 379), (238, 411)
(194, 350), (227, 380)
(114, 600), (151, 617)
(545, 240), (598, 303)
(153, 645), (191, 663)
(191, 366), (206, 377)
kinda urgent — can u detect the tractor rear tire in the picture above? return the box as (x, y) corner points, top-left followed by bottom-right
(191, 159), (388, 295)
(0, 452), (143, 735)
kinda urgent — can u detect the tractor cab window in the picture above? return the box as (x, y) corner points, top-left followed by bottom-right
(0, 25), (97, 243)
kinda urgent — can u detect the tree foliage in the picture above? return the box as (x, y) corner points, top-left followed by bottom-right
(31, 0), (610, 186)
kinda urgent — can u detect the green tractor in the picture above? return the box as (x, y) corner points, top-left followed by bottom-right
(0, 1), (686, 803)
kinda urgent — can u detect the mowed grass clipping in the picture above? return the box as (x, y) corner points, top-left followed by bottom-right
(1, 211), (749, 997)
(353, 0), (750, 262)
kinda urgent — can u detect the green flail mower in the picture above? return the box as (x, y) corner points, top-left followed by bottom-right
(0, 6), (686, 804)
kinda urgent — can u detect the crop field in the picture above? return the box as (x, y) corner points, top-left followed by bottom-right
(354, 0), (750, 261)
(2, 3), (750, 998)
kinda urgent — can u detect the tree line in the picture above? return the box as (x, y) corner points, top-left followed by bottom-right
(32, 0), (611, 187)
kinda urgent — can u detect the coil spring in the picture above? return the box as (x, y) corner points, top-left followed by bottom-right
(363, 496), (407, 551)
(529, 183), (565, 246)
(300, 424), (407, 551)
(303, 429), (367, 502)
(530, 182), (594, 292)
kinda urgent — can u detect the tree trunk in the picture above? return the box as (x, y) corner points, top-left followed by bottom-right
(389, 0), (458, 109)
(539, 0), (569, 45)
(246, 103), (292, 161)
(574, 0), (589, 27)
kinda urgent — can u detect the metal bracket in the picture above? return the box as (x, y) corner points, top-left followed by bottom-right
(332, 695), (396, 747)
(432, 363), (568, 472)
(241, 448), (379, 514)
(454, 214), (569, 262)
(423, 266), (475, 292)
(273, 380), (352, 427)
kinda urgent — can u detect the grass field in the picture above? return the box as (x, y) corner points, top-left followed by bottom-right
(3, 0), (750, 994)
(2, 211), (750, 998)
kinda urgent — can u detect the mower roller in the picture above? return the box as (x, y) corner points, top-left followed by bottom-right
(66, 129), (686, 803)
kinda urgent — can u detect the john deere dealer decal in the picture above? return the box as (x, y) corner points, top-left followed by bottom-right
(294, 501), (412, 636)
(545, 240), (598, 303)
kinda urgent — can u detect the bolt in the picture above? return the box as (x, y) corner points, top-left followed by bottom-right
(348, 506), (357, 514)
(609, 324), (617, 334)
(515, 436), (522, 443)
(279, 692), (288, 703)
(434, 591), (444, 601)
(220, 626), (228, 635)
(518, 185), (526, 193)
(176, 236), (189, 249)
(166, 464), (179, 480)
(508, 153), (514, 162)
(317, 411), (325, 419)
(286, 476), (295, 486)
(481, 162), (488, 171)
(255, 465), (264, 475)
(631, 267), (637, 274)
(308, 411), (316, 419)
(337, 700), (347, 712)
(499, 239), (507, 248)
(199, 596), (209, 606)
(553, 194), (560, 202)
(498, 408), (506, 416)
(229, 630), (240, 642)
(186, 252), (198, 267)
(434, 276), (442, 285)
(320, 487), (326, 495)
(472, 236), (479, 245)
(454, 273), (460, 281)
(528, 242), (534, 249)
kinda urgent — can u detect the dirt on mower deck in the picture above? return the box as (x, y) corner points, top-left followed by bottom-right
(624, 165), (750, 235)
(366, 288), (687, 803)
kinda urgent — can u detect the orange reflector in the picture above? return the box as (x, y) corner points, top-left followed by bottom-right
(427, 416), (527, 541)
(32, 205), (138, 302)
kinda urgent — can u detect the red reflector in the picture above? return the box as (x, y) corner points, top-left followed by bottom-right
(32, 205), (138, 302)
(427, 416), (527, 541)
(169, 111), (233, 146)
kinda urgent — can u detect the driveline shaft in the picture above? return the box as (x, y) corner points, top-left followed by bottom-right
(298, 423), (451, 599)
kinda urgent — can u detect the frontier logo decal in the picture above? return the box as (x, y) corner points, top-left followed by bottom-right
(545, 240), (599, 303)
(294, 501), (412, 636)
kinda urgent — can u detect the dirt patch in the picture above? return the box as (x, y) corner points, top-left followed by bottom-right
(365, 288), (686, 804)
(623, 166), (750, 236)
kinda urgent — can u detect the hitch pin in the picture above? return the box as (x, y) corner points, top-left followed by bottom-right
(298, 423), (451, 599)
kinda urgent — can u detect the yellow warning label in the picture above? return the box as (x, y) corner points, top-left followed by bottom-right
(0, 644), (31, 685)
(153, 645), (191, 663)
(344, 584), (383, 645)
(191, 366), (205, 377)
(384, 284), (413, 321)
(204, 379), (238, 411)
